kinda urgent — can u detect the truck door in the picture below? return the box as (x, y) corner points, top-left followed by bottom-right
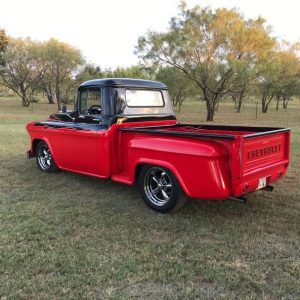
(60, 86), (106, 176)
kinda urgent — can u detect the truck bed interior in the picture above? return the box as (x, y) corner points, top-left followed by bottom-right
(120, 124), (290, 140)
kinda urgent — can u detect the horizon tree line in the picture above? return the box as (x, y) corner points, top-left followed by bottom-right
(1, 2), (300, 120)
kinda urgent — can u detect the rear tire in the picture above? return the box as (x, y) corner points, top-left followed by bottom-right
(138, 165), (187, 213)
(36, 141), (58, 172)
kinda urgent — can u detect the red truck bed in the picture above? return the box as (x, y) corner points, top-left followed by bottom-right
(119, 123), (290, 198)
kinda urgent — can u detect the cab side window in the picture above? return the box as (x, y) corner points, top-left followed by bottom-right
(79, 87), (102, 115)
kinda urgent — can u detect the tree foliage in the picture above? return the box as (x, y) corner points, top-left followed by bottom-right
(76, 64), (103, 83)
(0, 37), (84, 108)
(1, 4), (300, 116)
(107, 65), (149, 79)
(76, 64), (151, 82)
(41, 38), (84, 109)
(156, 66), (197, 112)
(136, 2), (276, 120)
(261, 45), (300, 112)
(0, 29), (8, 66)
(0, 38), (45, 106)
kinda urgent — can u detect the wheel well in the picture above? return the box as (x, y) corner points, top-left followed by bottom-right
(134, 162), (188, 196)
(32, 139), (43, 156)
(135, 164), (146, 183)
(135, 163), (176, 183)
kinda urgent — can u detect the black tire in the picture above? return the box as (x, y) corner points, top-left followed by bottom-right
(35, 141), (58, 172)
(138, 165), (187, 213)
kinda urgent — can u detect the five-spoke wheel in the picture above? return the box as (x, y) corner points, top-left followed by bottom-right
(139, 165), (187, 213)
(144, 167), (173, 206)
(36, 141), (58, 172)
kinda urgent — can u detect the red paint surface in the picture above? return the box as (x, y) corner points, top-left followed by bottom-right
(26, 120), (290, 200)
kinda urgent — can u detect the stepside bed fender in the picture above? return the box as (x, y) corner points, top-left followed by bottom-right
(134, 158), (190, 196)
(124, 136), (231, 199)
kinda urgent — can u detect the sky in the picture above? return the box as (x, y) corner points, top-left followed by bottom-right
(0, 0), (299, 69)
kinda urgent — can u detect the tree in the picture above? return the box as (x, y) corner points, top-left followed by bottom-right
(109, 65), (150, 79)
(0, 38), (45, 106)
(275, 46), (300, 110)
(0, 29), (9, 90)
(42, 38), (84, 110)
(99, 65), (152, 79)
(228, 17), (276, 113)
(0, 29), (8, 66)
(258, 45), (300, 113)
(229, 56), (261, 113)
(156, 66), (197, 112)
(136, 2), (275, 121)
(281, 78), (300, 109)
(76, 64), (103, 83)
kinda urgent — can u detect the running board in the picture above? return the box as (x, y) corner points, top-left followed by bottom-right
(111, 172), (132, 185)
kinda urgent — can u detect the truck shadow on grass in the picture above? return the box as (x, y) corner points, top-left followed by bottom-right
(3, 156), (297, 247)
(23, 158), (296, 227)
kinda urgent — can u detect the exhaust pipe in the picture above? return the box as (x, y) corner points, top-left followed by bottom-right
(262, 185), (274, 192)
(228, 196), (247, 203)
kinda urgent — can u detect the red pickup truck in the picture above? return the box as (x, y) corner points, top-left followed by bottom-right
(26, 78), (290, 212)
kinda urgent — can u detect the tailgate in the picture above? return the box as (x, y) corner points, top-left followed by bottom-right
(232, 129), (290, 196)
(242, 131), (289, 175)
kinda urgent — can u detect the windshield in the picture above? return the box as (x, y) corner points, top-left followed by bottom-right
(115, 88), (174, 115)
(126, 89), (164, 107)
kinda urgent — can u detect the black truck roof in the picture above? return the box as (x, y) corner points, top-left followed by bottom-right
(80, 78), (167, 89)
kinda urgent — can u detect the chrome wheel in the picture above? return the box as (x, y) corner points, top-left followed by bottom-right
(37, 144), (53, 170)
(144, 167), (173, 206)
(139, 165), (187, 213)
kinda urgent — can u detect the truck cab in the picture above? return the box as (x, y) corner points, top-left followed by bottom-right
(50, 78), (176, 129)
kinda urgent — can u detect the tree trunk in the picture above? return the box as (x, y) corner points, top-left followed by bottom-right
(43, 86), (56, 104)
(262, 101), (267, 113)
(48, 95), (55, 104)
(232, 93), (238, 109)
(262, 93), (273, 113)
(178, 97), (184, 113)
(56, 82), (61, 111)
(21, 95), (30, 107)
(173, 95), (179, 107)
(236, 90), (244, 113)
(205, 95), (218, 121)
(178, 102), (182, 113)
(283, 96), (289, 109)
(20, 86), (30, 107)
(206, 108), (215, 121)
(171, 96), (175, 106)
(215, 99), (220, 111)
(262, 94), (267, 113)
(21, 97), (27, 107)
(276, 95), (280, 111)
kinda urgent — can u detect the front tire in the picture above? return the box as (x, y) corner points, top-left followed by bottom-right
(138, 165), (187, 213)
(36, 141), (58, 172)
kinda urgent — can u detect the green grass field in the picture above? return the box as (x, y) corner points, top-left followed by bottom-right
(0, 97), (299, 299)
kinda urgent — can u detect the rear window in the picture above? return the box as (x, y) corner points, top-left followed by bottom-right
(125, 89), (164, 107)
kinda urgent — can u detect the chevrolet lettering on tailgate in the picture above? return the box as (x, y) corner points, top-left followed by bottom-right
(248, 144), (282, 159)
